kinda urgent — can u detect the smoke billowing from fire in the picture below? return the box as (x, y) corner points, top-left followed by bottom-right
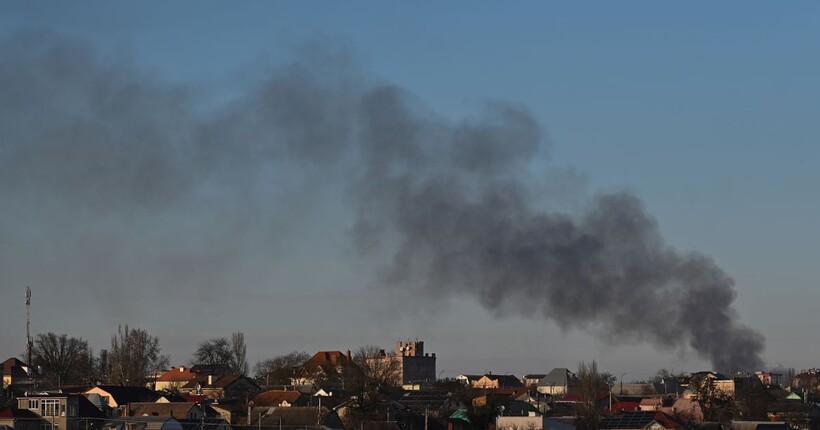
(0, 32), (764, 370)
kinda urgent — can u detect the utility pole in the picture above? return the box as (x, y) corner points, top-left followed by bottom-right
(26, 286), (32, 374)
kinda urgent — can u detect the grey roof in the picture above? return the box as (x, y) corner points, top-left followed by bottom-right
(538, 368), (577, 387)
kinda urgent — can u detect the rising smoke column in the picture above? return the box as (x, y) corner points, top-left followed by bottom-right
(352, 86), (764, 371)
(0, 32), (763, 370)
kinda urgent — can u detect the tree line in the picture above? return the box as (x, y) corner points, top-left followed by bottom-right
(23, 327), (310, 388)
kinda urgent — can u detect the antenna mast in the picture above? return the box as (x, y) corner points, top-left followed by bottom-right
(26, 286), (32, 375)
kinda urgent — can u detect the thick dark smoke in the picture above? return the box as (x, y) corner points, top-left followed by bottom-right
(0, 32), (764, 370)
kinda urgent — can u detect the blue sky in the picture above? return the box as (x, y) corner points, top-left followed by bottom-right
(1, 2), (819, 379)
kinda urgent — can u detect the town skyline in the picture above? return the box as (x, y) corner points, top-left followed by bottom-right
(2, 2), (820, 378)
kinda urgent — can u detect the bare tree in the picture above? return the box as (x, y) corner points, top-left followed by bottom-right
(253, 351), (309, 386)
(231, 332), (249, 375)
(194, 334), (247, 376)
(108, 325), (169, 386)
(193, 337), (233, 375)
(576, 361), (611, 430)
(690, 374), (736, 424)
(341, 346), (399, 430)
(30, 332), (90, 387)
(354, 345), (402, 388)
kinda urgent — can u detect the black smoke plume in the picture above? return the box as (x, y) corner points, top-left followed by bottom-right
(0, 32), (763, 370)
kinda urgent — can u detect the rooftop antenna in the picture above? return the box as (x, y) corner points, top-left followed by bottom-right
(26, 285), (32, 375)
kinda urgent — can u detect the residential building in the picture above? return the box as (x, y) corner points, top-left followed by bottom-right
(2, 357), (35, 390)
(0, 406), (48, 430)
(251, 390), (308, 407)
(472, 374), (524, 390)
(292, 351), (356, 387)
(537, 369), (578, 396)
(599, 410), (686, 430)
(239, 406), (345, 430)
(16, 392), (105, 430)
(83, 386), (159, 413)
(101, 416), (183, 430)
(129, 403), (204, 420)
(154, 367), (201, 392)
(524, 374), (547, 387)
(189, 375), (260, 401)
(497, 413), (575, 430)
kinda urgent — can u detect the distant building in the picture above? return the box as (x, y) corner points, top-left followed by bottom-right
(537, 368), (578, 396)
(366, 340), (437, 387)
(16, 392), (106, 430)
(2, 357), (35, 390)
(472, 373), (523, 390)
(396, 340), (437, 386)
(292, 351), (356, 387)
(154, 367), (201, 392)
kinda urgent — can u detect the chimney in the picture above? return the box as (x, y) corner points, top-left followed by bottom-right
(346, 350), (351, 361)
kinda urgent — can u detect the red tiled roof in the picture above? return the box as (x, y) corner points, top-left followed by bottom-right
(182, 395), (207, 403)
(301, 351), (351, 373)
(652, 411), (687, 430)
(157, 367), (200, 382)
(611, 401), (641, 412)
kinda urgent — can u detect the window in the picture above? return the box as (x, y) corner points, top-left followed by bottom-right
(28, 399), (40, 410)
(41, 399), (60, 416)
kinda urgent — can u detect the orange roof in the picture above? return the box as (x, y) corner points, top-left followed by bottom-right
(253, 390), (305, 407)
(156, 367), (200, 382)
(300, 351), (352, 375)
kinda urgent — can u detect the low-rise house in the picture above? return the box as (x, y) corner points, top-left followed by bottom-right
(129, 402), (204, 420)
(728, 422), (790, 430)
(0, 406), (48, 430)
(83, 386), (159, 412)
(639, 398), (663, 412)
(16, 392), (106, 430)
(453, 374), (481, 385)
(665, 398), (703, 423)
(766, 400), (820, 430)
(615, 384), (657, 396)
(292, 351), (357, 387)
(102, 416), (183, 430)
(155, 367), (201, 392)
(523, 375), (547, 387)
(472, 374), (524, 390)
(191, 375), (260, 401)
(537, 369), (578, 396)
(497, 412), (575, 430)
(599, 410), (686, 430)
(239, 406), (345, 430)
(397, 390), (462, 418)
(252, 390), (309, 407)
(2, 357), (36, 391)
